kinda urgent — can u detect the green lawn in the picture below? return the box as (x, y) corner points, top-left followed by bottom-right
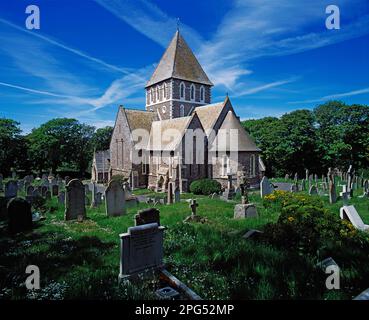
(0, 181), (368, 300)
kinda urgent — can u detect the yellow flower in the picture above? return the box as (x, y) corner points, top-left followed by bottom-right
(288, 216), (295, 222)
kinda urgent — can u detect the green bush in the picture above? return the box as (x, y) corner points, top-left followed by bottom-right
(189, 179), (221, 195)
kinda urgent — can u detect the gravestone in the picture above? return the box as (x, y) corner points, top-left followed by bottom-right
(45, 191), (51, 200)
(41, 186), (48, 197)
(340, 205), (369, 231)
(234, 198), (258, 219)
(174, 187), (180, 203)
(309, 185), (318, 195)
(220, 174), (235, 200)
(5, 180), (18, 199)
(260, 176), (273, 198)
(7, 198), (33, 234)
(52, 184), (59, 196)
(64, 179), (86, 221)
(300, 179), (306, 191)
(135, 208), (160, 226)
(290, 184), (298, 192)
(26, 185), (34, 196)
(118, 222), (165, 280)
(105, 180), (126, 217)
(58, 191), (65, 205)
(32, 189), (40, 198)
(328, 168), (337, 204)
(305, 169), (309, 181)
(340, 185), (350, 205)
(167, 182), (174, 205)
(90, 182), (98, 208)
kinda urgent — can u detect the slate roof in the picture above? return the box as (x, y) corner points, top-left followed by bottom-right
(195, 101), (225, 135)
(147, 116), (193, 151)
(123, 108), (158, 133)
(210, 111), (261, 152)
(93, 150), (110, 172)
(146, 31), (213, 87)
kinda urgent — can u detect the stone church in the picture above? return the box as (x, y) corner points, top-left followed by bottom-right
(106, 31), (263, 192)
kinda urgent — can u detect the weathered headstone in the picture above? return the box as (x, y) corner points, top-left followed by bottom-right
(135, 208), (160, 226)
(64, 179), (86, 221)
(174, 187), (180, 203)
(260, 176), (273, 198)
(7, 198), (33, 234)
(309, 185), (318, 195)
(167, 182), (174, 205)
(118, 223), (165, 280)
(234, 201), (258, 219)
(5, 180), (18, 199)
(340, 185), (350, 205)
(105, 180), (126, 217)
(340, 205), (369, 231)
(328, 168), (337, 204)
(58, 191), (65, 205)
(52, 184), (59, 196)
(26, 185), (34, 196)
(300, 179), (306, 191)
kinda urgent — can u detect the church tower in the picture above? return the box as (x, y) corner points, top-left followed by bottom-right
(145, 31), (213, 120)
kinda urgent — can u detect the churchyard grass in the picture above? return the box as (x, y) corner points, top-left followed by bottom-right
(0, 185), (368, 300)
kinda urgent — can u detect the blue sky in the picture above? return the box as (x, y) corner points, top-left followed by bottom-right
(0, 0), (368, 133)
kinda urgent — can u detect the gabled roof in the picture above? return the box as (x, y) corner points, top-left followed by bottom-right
(93, 150), (110, 172)
(146, 31), (213, 87)
(195, 101), (225, 135)
(123, 108), (157, 133)
(210, 110), (261, 152)
(147, 115), (193, 151)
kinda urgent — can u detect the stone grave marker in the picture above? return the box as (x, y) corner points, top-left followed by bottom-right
(52, 184), (59, 196)
(5, 180), (18, 199)
(45, 191), (51, 200)
(105, 180), (126, 217)
(58, 191), (65, 205)
(118, 222), (165, 280)
(7, 197), (33, 234)
(174, 186), (180, 203)
(234, 196), (258, 219)
(167, 182), (174, 205)
(260, 176), (273, 198)
(135, 208), (160, 226)
(26, 185), (34, 196)
(309, 185), (318, 195)
(65, 179), (86, 221)
(340, 205), (369, 231)
(41, 186), (48, 197)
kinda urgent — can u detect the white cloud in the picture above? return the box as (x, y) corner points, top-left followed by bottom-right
(289, 87), (369, 104)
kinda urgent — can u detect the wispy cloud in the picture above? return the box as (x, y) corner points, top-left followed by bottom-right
(0, 18), (131, 74)
(289, 87), (369, 104)
(234, 78), (297, 97)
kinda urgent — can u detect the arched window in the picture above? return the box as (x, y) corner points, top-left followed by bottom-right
(180, 82), (185, 99)
(180, 105), (185, 117)
(190, 84), (195, 101)
(250, 154), (256, 177)
(200, 86), (204, 102)
(157, 86), (160, 101)
(164, 83), (167, 99)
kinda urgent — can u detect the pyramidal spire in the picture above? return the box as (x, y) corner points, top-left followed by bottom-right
(146, 31), (213, 87)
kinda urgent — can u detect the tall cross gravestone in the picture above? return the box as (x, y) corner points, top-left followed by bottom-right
(105, 180), (126, 217)
(65, 179), (86, 221)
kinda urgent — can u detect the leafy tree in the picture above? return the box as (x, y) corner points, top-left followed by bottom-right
(0, 118), (25, 175)
(90, 126), (113, 151)
(27, 118), (95, 174)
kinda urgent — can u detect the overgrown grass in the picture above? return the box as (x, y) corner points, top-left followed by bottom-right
(0, 180), (368, 300)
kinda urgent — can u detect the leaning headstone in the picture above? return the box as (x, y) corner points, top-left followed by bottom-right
(309, 185), (318, 195)
(260, 176), (273, 198)
(105, 180), (126, 217)
(64, 179), (86, 221)
(5, 180), (18, 199)
(340, 205), (369, 231)
(243, 229), (263, 240)
(7, 198), (33, 234)
(135, 208), (160, 226)
(118, 223), (165, 280)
